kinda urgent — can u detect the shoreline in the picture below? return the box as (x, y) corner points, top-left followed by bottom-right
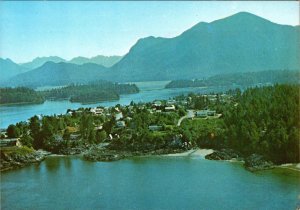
(0, 101), (44, 106)
(2, 146), (299, 173)
(163, 148), (214, 157)
(277, 163), (300, 172)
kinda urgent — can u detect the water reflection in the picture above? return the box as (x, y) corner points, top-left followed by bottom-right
(1, 156), (299, 210)
(63, 157), (72, 169)
(44, 157), (62, 172)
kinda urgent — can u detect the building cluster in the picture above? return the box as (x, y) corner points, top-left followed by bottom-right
(0, 93), (231, 147)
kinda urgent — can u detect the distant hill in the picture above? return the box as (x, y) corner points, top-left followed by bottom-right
(20, 55), (123, 70)
(69, 55), (123, 67)
(20, 56), (66, 70)
(2, 62), (109, 88)
(0, 58), (28, 82)
(165, 70), (300, 89)
(109, 12), (299, 82)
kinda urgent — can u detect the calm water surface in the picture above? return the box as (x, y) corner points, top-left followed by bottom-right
(1, 156), (299, 210)
(0, 81), (232, 128)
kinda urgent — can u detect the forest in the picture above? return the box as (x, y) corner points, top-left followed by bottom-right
(165, 70), (299, 89)
(222, 84), (299, 164)
(0, 87), (45, 105)
(41, 81), (139, 103)
(179, 84), (299, 164)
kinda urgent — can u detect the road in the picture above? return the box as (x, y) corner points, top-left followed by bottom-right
(177, 110), (194, 126)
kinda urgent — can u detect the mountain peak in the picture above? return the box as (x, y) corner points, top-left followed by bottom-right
(212, 11), (274, 26)
(231, 11), (258, 17)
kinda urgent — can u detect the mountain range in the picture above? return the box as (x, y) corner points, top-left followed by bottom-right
(20, 56), (66, 70)
(68, 55), (122, 67)
(0, 58), (28, 82)
(1, 12), (299, 87)
(0, 55), (122, 85)
(19, 55), (123, 70)
(7, 62), (109, 88)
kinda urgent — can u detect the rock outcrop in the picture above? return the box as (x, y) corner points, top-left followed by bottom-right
(244, 154), (274, 171)
(0, 148), (50, 171)
(205, 149), (242, 161)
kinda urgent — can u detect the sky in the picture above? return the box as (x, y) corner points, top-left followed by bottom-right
(0, 1), (298, 63)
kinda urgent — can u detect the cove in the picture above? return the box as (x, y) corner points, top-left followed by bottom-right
(1, 156), (299, 210)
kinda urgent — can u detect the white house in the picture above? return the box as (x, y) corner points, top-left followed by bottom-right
(115, 112), (123, 120)
(153, 100), (162, 107)
(167, 99), (176, 105)
(90, 107), (104, 115)
(165, 105), (176, 112)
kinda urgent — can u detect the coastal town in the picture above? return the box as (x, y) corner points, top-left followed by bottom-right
(0, 92), (235, 170)
(0, 93), (228, 142)
(2, 85), (294, 173)
(2, 83), (299, 174)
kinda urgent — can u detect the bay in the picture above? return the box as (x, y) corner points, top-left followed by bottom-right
(1, 156), (299, 210)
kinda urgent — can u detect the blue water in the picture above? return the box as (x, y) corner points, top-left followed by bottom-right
(1, 156), (299, 210)
(0, 81), (229, 128)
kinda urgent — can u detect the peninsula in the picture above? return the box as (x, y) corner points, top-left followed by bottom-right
(1, 84), (299, 172)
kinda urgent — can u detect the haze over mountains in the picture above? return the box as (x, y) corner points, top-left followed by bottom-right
(7, 62), (109, 87)
(18, 55), (123, 70)
(1, 12), (299, 87)
(0, 58), (28, 82)
(20, 56), (66, 70)
(0, 55), (122, 85)
(68, 55), (122, 67)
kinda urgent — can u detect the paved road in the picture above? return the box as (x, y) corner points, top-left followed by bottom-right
(177, 110), (194, 126)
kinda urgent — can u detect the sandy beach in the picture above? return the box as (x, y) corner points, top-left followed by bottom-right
(278, 163), (300, 172)
(164, 148), (214, 157)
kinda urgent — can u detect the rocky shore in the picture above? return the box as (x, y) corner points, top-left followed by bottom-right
(0, 148), (51, 172)
(205, 149), (243, 161)
(83, 147), (186, 162)
(0, 146), (280, 172)
(244, 154), (274, 171)
(57, 146), (88, 155)
(205, 149), (276, 172)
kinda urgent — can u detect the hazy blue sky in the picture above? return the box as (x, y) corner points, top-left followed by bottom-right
(0, 1), (298, 63)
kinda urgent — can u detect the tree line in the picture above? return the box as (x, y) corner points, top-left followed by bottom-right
(0, 87), (44, 105)
(165, 70), (299, 89)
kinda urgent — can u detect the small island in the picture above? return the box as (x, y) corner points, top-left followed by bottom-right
(0, 81), (139, 105)
(42, 81), (139, 103)
(0, 87), (45, 105)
